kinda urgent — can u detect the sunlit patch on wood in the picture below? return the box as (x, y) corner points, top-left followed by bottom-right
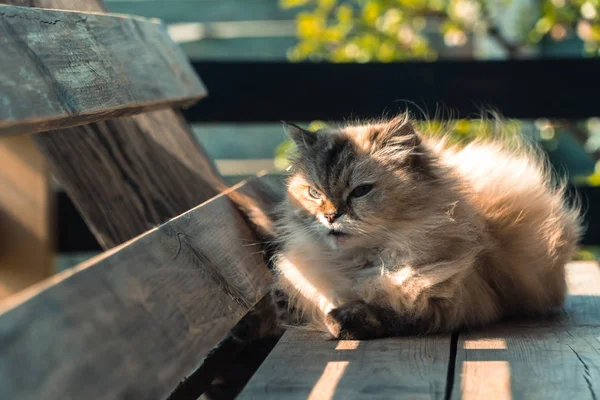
(335, 340), (360, 350)
(307, 361), (349, 400)
(463, 338), (507, 350)
(566, 262), (600, 295)
(461, 361), (511, 400)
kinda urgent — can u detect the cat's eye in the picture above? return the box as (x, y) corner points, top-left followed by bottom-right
(349, 184), (374, 198)
(307, 186), (322, 199)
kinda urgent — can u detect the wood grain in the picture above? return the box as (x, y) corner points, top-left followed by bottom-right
(0, 177), (278, 400)
(239, 330), (451, 399)
(0, 136), (53, 298)
(0, 4), (207, 136)
(453, 261), (600, 400)
(163, 174), (286, 400)
(35, 109), (224, 248)
(1, 0), (225, 250)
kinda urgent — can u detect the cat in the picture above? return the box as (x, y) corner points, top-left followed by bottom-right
(269, 114), (582, 340)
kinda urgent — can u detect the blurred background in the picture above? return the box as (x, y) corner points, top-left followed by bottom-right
(52, 0), (600, 272)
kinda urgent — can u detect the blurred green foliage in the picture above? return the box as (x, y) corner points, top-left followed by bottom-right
(575, 246), (600, 260)
(280, 0), (600, 62)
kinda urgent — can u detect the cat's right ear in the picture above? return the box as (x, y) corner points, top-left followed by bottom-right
(282, 122), (317, 148)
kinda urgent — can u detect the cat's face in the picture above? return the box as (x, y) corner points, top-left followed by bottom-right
(284, 116), (437, 250)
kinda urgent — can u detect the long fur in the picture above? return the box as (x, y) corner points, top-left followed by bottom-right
(271, 114), (582, 339)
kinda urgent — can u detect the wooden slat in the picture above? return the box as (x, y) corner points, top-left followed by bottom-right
(192, 124), (288, 159)
(180, 37), (295, 60)
(4, 0), (103, 12)
(0, 177), (281, 400)
(1, 0), (224, 272)
(452, 261), (600, 400)
(239, 331), (451, 399)
(35, 109), (224, 248)
(215, 159), (276, 176)
(0, 136), (53, 298)
(105, 0), (303, 23)
(0, 4), (206, 136)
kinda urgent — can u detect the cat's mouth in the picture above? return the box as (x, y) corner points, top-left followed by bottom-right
(328, 230), (349, 237)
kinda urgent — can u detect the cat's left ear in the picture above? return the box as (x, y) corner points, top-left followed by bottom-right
(283, 122), (317, 149)
(370, 114), (421, 150)
(370, 115), (434, 176)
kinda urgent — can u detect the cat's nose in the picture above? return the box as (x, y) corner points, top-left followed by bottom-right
(324, 212), (339, 224)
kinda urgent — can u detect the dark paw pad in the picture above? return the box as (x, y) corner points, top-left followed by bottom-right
(325, 301), (382, 340)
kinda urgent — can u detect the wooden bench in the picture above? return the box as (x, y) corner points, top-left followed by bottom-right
(0, 2), (276, 398)
(1, 3), (599, 400)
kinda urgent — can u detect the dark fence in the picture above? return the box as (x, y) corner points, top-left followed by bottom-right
(185, 59), (600, 122)
(59, 60), (600, 251)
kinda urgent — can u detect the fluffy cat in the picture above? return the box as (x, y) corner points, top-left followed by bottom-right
(270, 114), (582, 340)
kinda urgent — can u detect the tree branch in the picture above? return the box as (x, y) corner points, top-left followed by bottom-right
(554, 120), (599, 161)
(478, 0), (522, 59)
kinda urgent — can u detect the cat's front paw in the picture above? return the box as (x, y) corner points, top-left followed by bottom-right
(325, 301), (382, 340)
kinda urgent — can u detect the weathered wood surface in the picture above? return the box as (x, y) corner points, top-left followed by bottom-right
(0, 4), (207, 136)
(453, 261), (600, 400)
(0, 177), (282, 400)
(239, 331), (451, 400)
(3, 0), (224, 250)
(0, 136), (53, 298)
(36, 109), (224, 248)
(239, 261), (600, 400)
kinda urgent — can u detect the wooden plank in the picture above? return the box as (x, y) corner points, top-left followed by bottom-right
(167, 20), (295, 43)
(0, 177), (279, 400)
(104, 0), (304, 23)
(35, 109), (224, 248)
(0, 136), (53, 298)
(0, 4), (207, 136)
(185, 60), (600, 122)
(452, 261), (600, 400)
(215, 159), (277, 176)
(180, 36), (295, 60)
(1, 0), (225, 250)
(239, 331), (451, 399)
(4, 0), (104, 12)
(191, 124), (288, 159)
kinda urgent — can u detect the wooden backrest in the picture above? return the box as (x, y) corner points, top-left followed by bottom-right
(0, 2), (283, 399)
(1, 0), (225, 249)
